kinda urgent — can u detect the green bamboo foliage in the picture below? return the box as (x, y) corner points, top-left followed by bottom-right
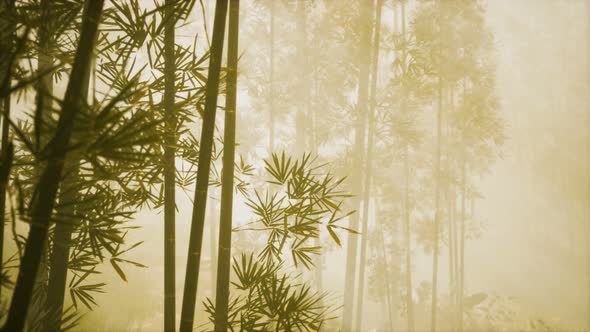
(206, 152), (355, 331)
(214, 0), (240, 330)
(21, 1), (186, 326)
(179, 1), (228, 330)
(0, 0), (514, 330)
(206, 254), (331, 331)
(240, 152), (355, 265)
(2, 1), (104, 330)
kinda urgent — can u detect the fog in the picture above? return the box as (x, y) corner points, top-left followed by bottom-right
(0, 0), (588, 331)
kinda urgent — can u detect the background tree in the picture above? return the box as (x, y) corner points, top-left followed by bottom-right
(355, 0), (383, 330)
(341, 0), (374, 330)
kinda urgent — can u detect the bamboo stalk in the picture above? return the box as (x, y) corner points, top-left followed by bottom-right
(179, 1), (228, 330)
(355, 0), (383, 330)
(341, 0), (374, 330)
(213, 1), (239, 330)
(2, 1), (104, 330)
(163, 0), (177, 330)
(268, 0), (275, 151)
(0, 0), (15, 302)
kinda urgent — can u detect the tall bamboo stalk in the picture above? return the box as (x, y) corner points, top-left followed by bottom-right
(458, 76), (468, 332)
(213, 1), (239, 330)
(2, 2), (104, 330)
(209, 198), (217, 296)
(46, 168), (79, 321)
(445, 85), (456, 332)
(452, 190), (459, 322)
(341, 0), (374, 330)
(403, 151), (415, 331)
(431, 0), (444, 329)
(311, 15), (322, 295)
(268, 0), (275, 151)
(0, 0), (16, 302)
(459, 153), (466, 332)
(179, 1), (228, 331)
(45, 66), (91, 324)
(33, 1), (56, 321)
(378, 217), (394, 331)
(453, 186), (460, 326)
(46, 2), (96, 316)
(355, 0), (383, 330)
(0, 143), (11, 303)
(295, 0), (306, 154)
(163, 0), (176, 330)
(399, 1), (416, 330)
(430, 75), (443, 332)
(447, 185), (455, 331)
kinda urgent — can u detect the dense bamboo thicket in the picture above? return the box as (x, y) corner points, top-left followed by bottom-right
(0, 0), (588, 331)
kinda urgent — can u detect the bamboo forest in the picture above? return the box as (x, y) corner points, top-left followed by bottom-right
(0, 0), (588, 331)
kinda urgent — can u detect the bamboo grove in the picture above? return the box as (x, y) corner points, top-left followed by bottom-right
(0, 0), (587, 331)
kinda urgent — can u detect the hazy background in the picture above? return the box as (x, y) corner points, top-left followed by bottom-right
(65, 1), (590, 330)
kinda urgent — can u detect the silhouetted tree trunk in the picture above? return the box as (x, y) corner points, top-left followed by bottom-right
(0, 144), (12, 301)
(45, 74), (91, 325)
(163, 0), (176, 330)
(34, 0), (54, 150)
(2, 1), (104, 330)
(342, 0), (373, 330)
(214, 1), (239, 330)
(46, 168), (80, 323)
(355, 0), (382, 330)
(34, 1), (57, 323)
(0, 0), (16, 301)
(209, 199), (217, 297)
(0, 144), (9, 299)
(45, 4), (95, 316)
(179, 1), (228, 331)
